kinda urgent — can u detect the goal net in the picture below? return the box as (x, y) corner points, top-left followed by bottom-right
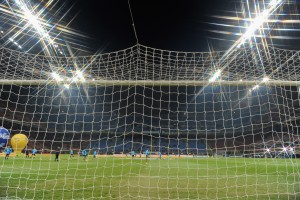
(0, 44), (299, 199)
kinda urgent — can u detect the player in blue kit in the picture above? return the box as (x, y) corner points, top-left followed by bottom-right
(131, 150), (135, 158)
(31, 148), (37, 158)
(93, 150), (97, 158)
(70, 149), (74, 158)
(4, 146), (12, 160)
(145, 149), (150, 160)
(82, 149), (87, 161)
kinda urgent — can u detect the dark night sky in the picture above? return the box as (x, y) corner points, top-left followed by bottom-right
(67, 0), (234, 52)
(55, 0), (300, 54)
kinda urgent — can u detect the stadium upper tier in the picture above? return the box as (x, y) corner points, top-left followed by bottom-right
(0, 44), (299, 84)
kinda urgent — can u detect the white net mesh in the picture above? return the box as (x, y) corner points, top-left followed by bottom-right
(0, 44), (300, 199)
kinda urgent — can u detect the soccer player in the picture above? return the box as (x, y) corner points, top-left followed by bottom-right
(25, 149), (30, 158)
(70, 149), (74, 158)
(159, 152), (162, 159)
(145, 149), (150, 160)
(82, 149), (87, 161)
(93, 150), (97, 158)
(31, 148), (37, 158)
(4, 146), (12, 160)
(131, 150), (135, 158)
(55, 147), (60, 162)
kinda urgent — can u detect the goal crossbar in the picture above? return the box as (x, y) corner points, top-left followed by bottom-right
(0, 80), (299, 86)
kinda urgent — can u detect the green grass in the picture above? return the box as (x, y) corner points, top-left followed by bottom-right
(0, 155), (300, 199)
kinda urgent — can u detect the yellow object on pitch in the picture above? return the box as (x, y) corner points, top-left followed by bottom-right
(11, 134), (28, 154)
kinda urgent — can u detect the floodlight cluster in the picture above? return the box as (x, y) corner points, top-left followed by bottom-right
(236, 0), (284, 48)
(265, 146), (294, 153)
(13, 0), (64, 56)
(209, 69), (222, 82)
(51, 70), (92, 89)
(249, 76), (270, 92)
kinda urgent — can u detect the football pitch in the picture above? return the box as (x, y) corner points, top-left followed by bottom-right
(1, 155), (300, 200)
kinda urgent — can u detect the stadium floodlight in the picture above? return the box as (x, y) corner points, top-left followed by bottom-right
(282, 147), (287, 151)
(51, 72), (63, 82)
(229, 0), (284, 51)
(75, 70), (84, 79)
(64, 84), (70, 89)
(234, 0), (284, 48)
(75, 70), (86, 82)
(15, 2), (48, 38)
(209, 69), (221, 82)
(269, 0), (280, 6)
(262, 77), (270, 82)
(13, 0), (61, 56)
(72, 77), (79, 82)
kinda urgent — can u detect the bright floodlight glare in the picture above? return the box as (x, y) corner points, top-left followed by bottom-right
(75, 70), (86, 82)
(75, 70), (84, 78)
(252, 85), (259, 90)
(51, 72), (63, 82)
(237, 0), (283, 47)
(262, 77), (270, 82)
(64, 84), (70, 89)
(266, 148), (270, 152)
(72, 77), (79, 82)
(269, 0), (280, 6)
(282, 147), (287, 151)
(209, 69), (222, 82)
(14, 0), (55, 51)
